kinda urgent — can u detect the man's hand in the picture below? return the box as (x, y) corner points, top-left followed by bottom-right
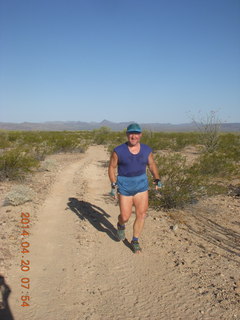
(109, 183), (118, 199)
(153, 179), (163, 190)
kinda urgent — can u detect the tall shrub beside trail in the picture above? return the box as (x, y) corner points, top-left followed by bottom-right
(195, 152), (237, 177)
(149, 136), (239, 210)
(149, 153), (202, 209)
(0, 148), (39, 181)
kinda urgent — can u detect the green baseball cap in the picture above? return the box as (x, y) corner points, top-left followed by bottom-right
(126, 123), (142, 133)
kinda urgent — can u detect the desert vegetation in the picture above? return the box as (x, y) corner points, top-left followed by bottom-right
(0, 131), (91, 181)
(0, 128), (239, 209)
(146, 131), (239, 209)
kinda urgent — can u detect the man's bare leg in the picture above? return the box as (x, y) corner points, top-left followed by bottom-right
(118, 194), (133, 225)
(118, 192), (148, 252)
(116, 195), (133, 240)
(132, 190), (148, 238)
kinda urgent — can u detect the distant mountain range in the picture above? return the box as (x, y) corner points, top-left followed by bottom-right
(0, 120), (239, 132)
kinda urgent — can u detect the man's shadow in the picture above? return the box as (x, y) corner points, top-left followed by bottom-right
(67, 197), (118, 241)
(0, 275), (14, 320)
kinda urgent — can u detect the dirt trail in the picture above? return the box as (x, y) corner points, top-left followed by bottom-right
(5, 145), (240, 320)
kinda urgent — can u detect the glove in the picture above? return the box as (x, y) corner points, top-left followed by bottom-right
(153, 179), (163, 188)
(109, 183), (117, 198)
(109, 188), (116, 196)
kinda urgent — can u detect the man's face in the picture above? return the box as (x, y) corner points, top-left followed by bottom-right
(127, 132), (142, 146)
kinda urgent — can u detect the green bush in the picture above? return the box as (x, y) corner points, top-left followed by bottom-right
(194, 151), (237, 177)
(92, 127), (125, 147)
(141, 131), (201, 152)
(7, 131), (22, 143)
(141, 132), (173, 151)
(92, 127), (112, 145)
(171, 133), (200, 151)
(149, 153), (202, 209)
(30, 142), (50, 161)
(0, 130), (92, 181)
(2, 131), (91, 154)
(47, 134), (79, 153)
(217, 133), (240, 161)
(0, 148), (39, 181)
(148, 148), (239, 210)
(0, 131), (11, 149)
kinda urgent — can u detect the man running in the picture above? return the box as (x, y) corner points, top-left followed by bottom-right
(108, 123), (161, 253)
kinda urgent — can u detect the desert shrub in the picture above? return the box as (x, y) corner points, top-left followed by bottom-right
(30, 142), (50, 161)
(92, 128), (126, 152)
(0, 148), (39, 181)
(0, 131), (92, 180)
(92, 127), (125, 146)
(7, 131), (22, 143)
(171, 133), (201, 151)
(18, 131), (45, 144)
(192, 110), (222, 153)
(217, 133), (240, 161)
(199, 131), (219, 153)
(148, 149), (236, 210)
(39, 132), (88, 154)
(201, 183), (228, 196)
(141, 131), (201, 152)
(3, 131), (91, 155)
(171, 135), (189, 151)
(0, 131), (11, 149)
(49, 136), (77, 153)
(92, 127), (112, 145)
(141, 132), (173, 150)
(149, 154), (203, 209)
(194, 151), (237, 177)
(4, 185), (34, 206)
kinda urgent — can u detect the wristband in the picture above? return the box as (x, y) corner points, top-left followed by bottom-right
(111, 182), (117, 189)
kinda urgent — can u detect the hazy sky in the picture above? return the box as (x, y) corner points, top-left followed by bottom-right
(0, 0), (239, 124)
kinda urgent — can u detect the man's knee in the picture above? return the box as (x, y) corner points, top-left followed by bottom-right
(118, 214), (130, 224)
(136, 211), (147, 220)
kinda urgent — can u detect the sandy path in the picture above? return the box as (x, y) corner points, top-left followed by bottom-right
(6, 145), (240, 320)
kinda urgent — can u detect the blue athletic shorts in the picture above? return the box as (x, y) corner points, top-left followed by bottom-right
(117, 173), (149, 196)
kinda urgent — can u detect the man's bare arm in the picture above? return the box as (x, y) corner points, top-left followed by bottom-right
(148, 152), (160, 180)
(108, 151), (118, 184)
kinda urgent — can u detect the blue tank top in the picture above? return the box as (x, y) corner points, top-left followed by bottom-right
(114, 143), (152, 177)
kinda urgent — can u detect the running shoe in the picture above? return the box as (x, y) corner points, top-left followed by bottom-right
(117, 223), (125, 241)
(131, 240), (142, 253)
